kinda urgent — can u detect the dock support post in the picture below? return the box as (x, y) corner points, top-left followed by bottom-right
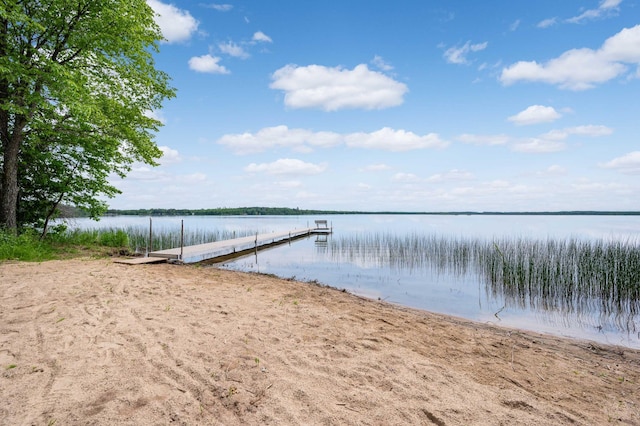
(180, 220), (184, 261)
(147, 218), (153, 257)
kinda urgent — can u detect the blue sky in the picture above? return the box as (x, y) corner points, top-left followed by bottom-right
(112, 0), (640, 211)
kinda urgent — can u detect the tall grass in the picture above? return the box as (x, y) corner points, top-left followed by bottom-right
(329, 232), (640, 322)
(484, 237), (640, 317)
(329, 232), (481, 275)
(52, 228), (130, 247)
(0, 228), (131, 261)
(0, 230), (55, 261)
(122, 226), (261, 253)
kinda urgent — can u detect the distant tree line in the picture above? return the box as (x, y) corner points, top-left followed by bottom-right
(104, 207), (366, 216)
(100, 207), (640, 217)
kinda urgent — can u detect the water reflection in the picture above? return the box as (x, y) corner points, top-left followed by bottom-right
(314, 234), (329, 251)
(222, 231), (640, 348)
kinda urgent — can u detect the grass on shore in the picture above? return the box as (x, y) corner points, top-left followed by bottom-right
(0, 228), (131, 262)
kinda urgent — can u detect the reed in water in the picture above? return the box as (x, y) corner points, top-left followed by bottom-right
(328, 232), (640, 322)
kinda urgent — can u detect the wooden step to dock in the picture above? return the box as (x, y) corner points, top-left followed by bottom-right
(114, 256), (168, 265)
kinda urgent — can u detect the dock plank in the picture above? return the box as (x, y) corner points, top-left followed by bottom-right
(148, 227), (317, 263)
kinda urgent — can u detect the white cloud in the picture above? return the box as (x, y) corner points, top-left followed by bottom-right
(600, 151), (640, 174)
(344, 128), (448, 151)
(180, 173), (207, 183)
(392, 173), (420, 182)
(158, 146), (181, 165)
(426, 169), (474, 182)
(600, 25), (640, 62)
(218, 41), (249, 59)
(510, 125), (611, 153)
(188, 54), (230, 74)
(508, 105), (562, 125)
(537, 17), (558, 28)
(123, 166), (207, 185)
(511, 138), (565, 153)
(500, 25), (640, 90)
(571, 180), (627, 193)
(360, 164), (391, 172)
(509, 20), (521, 32)
(371, 55), (393, 71)
(454, 182), (532, 200)
(443, 41), (488, 65)
(457, 134), (510, 145)
(217, 125), (341, 154)
(269, 64), (408, 111)
(567, 0), (622, 24)
(244, 159), (328, 176)
(540, 125), (613, 140)
(252, 31), (272, 43)
(543, 165), (567, 175)
(206, 3), (233, 12)
(218, 126), (447, 154)
(486, 180), (511, 189)
(275, 180), (303, 188)
(126, 165), (158, 181)
(458, 125), (610, 154)
(147, 0), (199, 43)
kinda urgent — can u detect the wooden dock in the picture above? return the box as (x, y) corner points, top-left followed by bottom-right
(115, 225), (331, 265)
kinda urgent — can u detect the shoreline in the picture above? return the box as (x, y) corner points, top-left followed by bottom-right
(1, 259), (638, 425)
(340, 285), (640, 351)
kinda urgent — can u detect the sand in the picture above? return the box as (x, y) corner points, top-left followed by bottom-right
(0, 258), (638, 425)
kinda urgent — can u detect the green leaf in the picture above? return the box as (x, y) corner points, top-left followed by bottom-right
(1, 0), (176, 232)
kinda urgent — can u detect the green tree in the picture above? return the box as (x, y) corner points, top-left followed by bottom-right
(0, 0), (175, 232)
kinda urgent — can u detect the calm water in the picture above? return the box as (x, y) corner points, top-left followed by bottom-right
(68, 214), (640, 348)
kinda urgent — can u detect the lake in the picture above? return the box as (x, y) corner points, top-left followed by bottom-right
(67, 214), (640, 348)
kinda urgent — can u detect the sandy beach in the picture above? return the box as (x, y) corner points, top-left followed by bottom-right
(0, 258), (638, 425)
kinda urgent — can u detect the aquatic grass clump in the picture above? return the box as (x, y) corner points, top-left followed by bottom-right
(484, 237), (640, 318)
(98, 229), (129, 247)
(328, 232), (640, 329)
(329, 232), (481, 275)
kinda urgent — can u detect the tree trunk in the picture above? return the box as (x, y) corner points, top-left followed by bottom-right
(40, 197), (62, 240)
(40, 179), (71, 240)
(0, 124), (24, 232)
(0, 17), (14, 232)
